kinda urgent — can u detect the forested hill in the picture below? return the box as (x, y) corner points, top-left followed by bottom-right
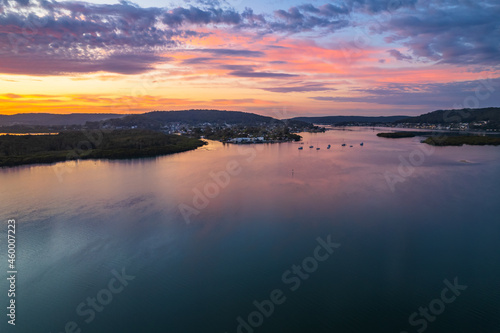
(101, 110), (280, 128)
(290, 115), (409, 124)
(396, 107), (500, 126)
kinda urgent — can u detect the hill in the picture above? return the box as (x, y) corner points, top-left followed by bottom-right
(0, 113), (124, 126)
(101, 110), (280, 129)
(396, 107), (500, 129)
(290, 115), (409, 125)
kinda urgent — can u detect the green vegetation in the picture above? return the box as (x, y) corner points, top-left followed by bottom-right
(96, 110), (321, 134)
(0, 130), (205, 167)
(191, 124), (303, 142)
(0, 113), (122, 126)
(423, 135), (500, 146)
(99, 110), (279, 129)
(292, 115), (409, 125)
(396, 107), (500, 129)
(377, 132), (417, 138)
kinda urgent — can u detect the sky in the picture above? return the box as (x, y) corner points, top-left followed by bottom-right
(0, 0), (499, 117)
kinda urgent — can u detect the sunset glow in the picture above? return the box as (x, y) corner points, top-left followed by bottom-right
(1, 0), (499, 117)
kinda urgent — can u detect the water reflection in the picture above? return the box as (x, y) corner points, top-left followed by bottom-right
(0, 127), (499, 333)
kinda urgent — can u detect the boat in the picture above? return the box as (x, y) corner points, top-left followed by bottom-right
(309, 145), (314, 148)
(327, 144), (331, 149)
(298, 147), (303, 150)
(360, 142), (364, 146)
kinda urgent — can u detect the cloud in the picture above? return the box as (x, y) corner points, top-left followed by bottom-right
(0, 52), (167, 75)
(387, 49), (412, 61)
(261, 83), (335, 93)
(192, 48), (265, 57)
(345, 0), (418, 13)
(162, 6), (241, 27)
(382, 0), (500, 65)
(229, 71), (299, 78)
(0, 0), (498, 80)
(219, 64), (256, 72)
(299, 3), (349, 16)
(309, 96), (336, 101)
(0, 1), (183, 75)
(270, 6), (350, 33)
(181, 57), (215, 65)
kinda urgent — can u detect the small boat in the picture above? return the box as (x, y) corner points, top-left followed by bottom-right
(341, 143), (346, 147)
(327, 144), (331, 149)
(360, 142), (364, 146)
(309, 145), (314, 148)
(316, 147), (320, 150)
(298, 147), (303, 150)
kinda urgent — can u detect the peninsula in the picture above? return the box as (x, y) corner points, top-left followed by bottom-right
(0, 130), (205, 167)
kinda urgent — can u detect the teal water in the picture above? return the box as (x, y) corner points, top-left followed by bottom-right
(1, 127), (499, 333)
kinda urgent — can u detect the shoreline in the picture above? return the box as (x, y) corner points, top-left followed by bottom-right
(0, 130), (206, 168)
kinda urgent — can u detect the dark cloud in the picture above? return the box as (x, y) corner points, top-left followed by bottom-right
(193, 48), (265, 57)
(11, 0), (29, 5)
(346, 0), (418, 13)
(0, 0), (389, 77)
(181, 57), (215, 65)
(0, 0), (182, 75)
(229, 71), (299, 78)
(310, 96), (336, 101)
(271, 5), (350, 33)
(240, 8), (266, 26)
(219, 64), (256, 72)
(0, 0), (498, 77)
(382, 0), (500, 65)
(162, 6), (241, 27)
(0, 52), (167, 75)
(387, 49), (412, 61)
(261, 83), (335, 93)
(299, 3), (349, 16)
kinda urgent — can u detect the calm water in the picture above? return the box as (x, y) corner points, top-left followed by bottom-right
(1, 127), (499, 333)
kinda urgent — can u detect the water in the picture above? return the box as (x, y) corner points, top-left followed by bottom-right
(1, 127), (499, 333)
